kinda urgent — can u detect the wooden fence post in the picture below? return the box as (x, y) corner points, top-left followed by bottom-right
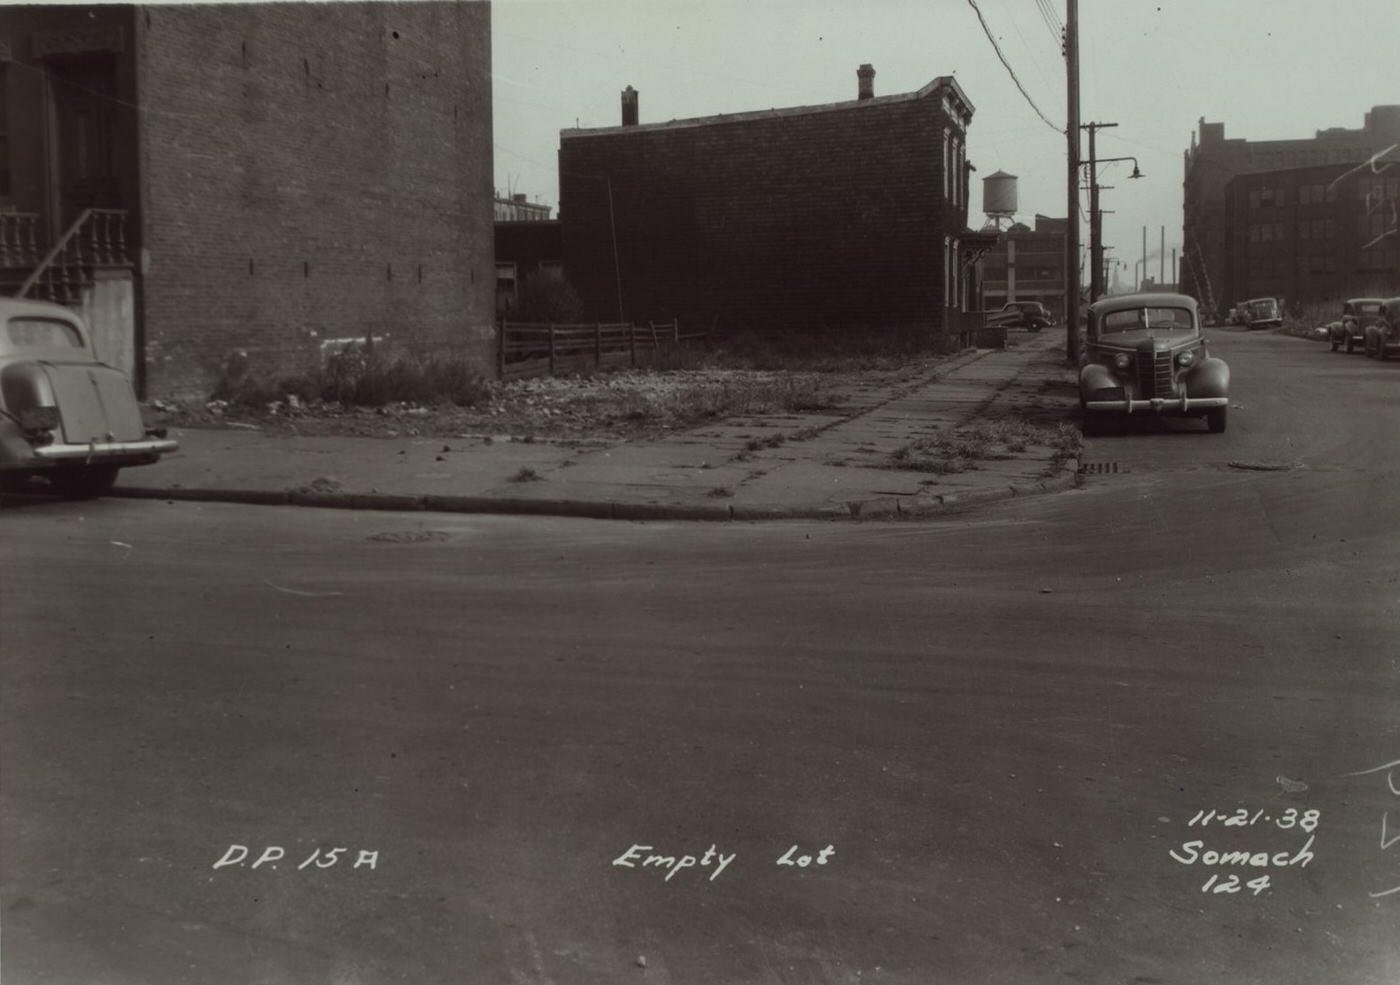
(497, 318), (506, 379)
(548, 322), (556, 376)
(630, 323), (637, 367)
(672, 319), (679, 344)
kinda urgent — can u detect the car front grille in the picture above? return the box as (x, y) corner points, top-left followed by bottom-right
(1136, 351), (1174, 399)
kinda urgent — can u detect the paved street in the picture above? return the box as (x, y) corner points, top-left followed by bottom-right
(2, 330), (1397, 984)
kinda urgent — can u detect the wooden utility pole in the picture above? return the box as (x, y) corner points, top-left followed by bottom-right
(1064, 0), (1081, 362)
(1083, 121), (1118, 303)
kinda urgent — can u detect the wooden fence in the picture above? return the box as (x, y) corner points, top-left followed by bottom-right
(497, 319), (705, 379)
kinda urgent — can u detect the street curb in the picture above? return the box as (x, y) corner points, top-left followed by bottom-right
(111, 457), (1081, 523)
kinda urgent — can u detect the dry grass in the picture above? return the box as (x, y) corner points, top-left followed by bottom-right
(887, 421), (1081, 475)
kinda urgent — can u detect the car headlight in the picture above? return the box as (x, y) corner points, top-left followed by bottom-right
(1176, 350), (1195, 367)
(1113, 353), (1131, 370)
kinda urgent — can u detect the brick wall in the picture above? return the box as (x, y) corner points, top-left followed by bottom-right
(559, 88), (970, 341)
(135, 1), (494, 398)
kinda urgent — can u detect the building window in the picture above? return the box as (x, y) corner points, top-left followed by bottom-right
(942, 129), (951, 201)
(0, 64), (9, 198)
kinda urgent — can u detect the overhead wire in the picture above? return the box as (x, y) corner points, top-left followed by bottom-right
(965, 0), (1064, 135)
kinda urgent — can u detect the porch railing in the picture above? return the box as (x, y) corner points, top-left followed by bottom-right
(17, 208), (132, 302)
(0, 212), (42, 270)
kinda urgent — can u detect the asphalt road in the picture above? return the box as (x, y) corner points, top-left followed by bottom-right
(2, 329), (1397, 985)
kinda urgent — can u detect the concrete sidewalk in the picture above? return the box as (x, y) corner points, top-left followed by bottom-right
(114, 332), (1082, 521)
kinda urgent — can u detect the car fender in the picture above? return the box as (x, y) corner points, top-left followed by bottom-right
(1079, 361), (1119, 394)
(1184, 356), (1229, 399)
(1, 361), (59, 413)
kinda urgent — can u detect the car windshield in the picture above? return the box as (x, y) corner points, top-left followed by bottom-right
(1100, 306), (1194, 335)
(7, 317), (83, 348)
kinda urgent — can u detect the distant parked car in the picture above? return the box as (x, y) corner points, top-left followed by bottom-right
(1364, 297), (1400, 360)
(1331, 297), (1385, 353)
(987, 301), (1054, 332)
(1240, 297), (1282, 329)
(0, 298), (177, 499)
(1078, 292), (1230, 433)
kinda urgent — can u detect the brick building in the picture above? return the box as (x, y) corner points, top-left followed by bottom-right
(1222, 162), (1400, 309)
(0, 2), (495, 398)
(1181, 105), (1400, 316)
(558, 66), (983, 342)
(980, 214), (1068, 320)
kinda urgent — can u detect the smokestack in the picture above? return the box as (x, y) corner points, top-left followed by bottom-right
(621, 85), (638, 126)
(857, 64), (875, 101)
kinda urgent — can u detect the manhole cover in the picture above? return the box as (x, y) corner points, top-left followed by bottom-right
(1079, 462), (1128, 475)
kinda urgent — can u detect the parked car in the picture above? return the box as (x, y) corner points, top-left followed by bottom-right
(987, 300), (1054, 332)
(1364, 297), (1400, 360)
(1332, 297), (1385, 353)
(1240, 297), (1282, 329)
(1078, 292), (1230, 433)
(0, 298), (177, 499)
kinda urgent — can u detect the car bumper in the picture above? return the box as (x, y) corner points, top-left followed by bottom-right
(1084, 395), (1229, 414)
(31, 437), (179, 465)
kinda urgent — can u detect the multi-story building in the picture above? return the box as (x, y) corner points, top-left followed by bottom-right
(1222, 162), (1400, 308)
(557, 65), (985, 342)
(979, 214), (1068, 320)
(1181, 105), (1400, 316)
(0, 2), (495, 398)
(494, 193), (552, 222)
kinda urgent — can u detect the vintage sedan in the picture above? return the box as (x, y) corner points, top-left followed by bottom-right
(987, 300), (1054, 332)
(1079, 292), (1230, 433)
(0, 298), (177, 498)
(1331, 297), (1384, 352)
(1240, 297), (1283, 329)
(1364, 297), (1400, 360)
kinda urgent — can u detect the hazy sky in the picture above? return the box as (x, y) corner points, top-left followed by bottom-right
(493, 0), (1400, 283)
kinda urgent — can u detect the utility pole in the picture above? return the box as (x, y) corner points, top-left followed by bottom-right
(1064, 0), (1080, 363)
(1082, 121), (1117, 303)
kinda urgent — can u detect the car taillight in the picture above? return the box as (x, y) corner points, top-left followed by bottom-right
(19, 406), (59, 432)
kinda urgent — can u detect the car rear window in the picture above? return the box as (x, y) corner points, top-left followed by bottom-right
(7, 317), (83, 348)
(1358, 303), (1382, 315)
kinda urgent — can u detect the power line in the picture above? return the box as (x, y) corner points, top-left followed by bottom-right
(966, 0), (1064, 135)
(1033, 0), (1064, 46)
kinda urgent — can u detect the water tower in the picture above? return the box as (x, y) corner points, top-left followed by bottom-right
(982, 171), (1019, 231)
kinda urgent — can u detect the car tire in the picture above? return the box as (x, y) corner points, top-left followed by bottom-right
(48, 465), (120, 500)
(1346, 337), (1356, 353)
(1381, 346), (1390, 363)
(1081, 412), (1102, 436)
(1206, 406), (1228, 434)
(1330, 339), (1340, 351)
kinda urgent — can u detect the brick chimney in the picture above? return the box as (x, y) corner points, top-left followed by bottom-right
(857, 64), (875, 100)
(621, 85), (639, 126)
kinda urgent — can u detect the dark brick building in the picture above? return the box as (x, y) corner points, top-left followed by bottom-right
(1221, 161), (1400, 309)
(0, 2), (495, 398)
(1181, 105), (1400, 317)
(980, 214), (1068, 320)
(558, 67), (980, 341)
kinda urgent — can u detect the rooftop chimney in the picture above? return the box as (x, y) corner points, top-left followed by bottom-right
(857, 64), (875, 101)
(621, 85), (638, 126)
